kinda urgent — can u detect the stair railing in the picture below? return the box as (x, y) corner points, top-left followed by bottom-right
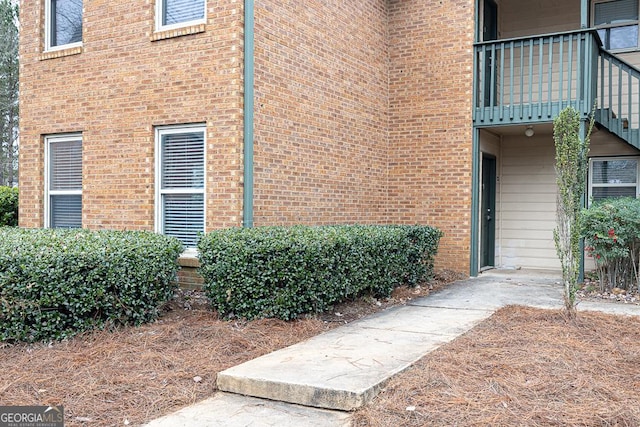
(598, 49), (640, 148)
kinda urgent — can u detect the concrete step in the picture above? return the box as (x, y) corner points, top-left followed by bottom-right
(144, 392), (351, 427)
(216, 304), (492, 411)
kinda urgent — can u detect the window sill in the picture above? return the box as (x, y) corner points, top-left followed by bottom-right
(41, 46), (83, 60)
(151, 23), (206, 42)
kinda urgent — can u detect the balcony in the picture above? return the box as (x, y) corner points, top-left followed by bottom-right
(473, 29), (640, 150)
(473, 30), (599, 126)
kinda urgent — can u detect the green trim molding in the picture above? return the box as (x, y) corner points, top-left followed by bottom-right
(243, 0), (255, 228)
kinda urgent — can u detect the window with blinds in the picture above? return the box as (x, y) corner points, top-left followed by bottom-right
(589, 158), (639, 202)
(157, 0), (206, 31)
(46, 135), (82, 229)
(594, 0), (639, 50)
(46, 0), (83, 51)
(156, 126), (205, 248)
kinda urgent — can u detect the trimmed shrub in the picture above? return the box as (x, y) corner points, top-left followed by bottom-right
(0, 186), (18, 226)
(0, 228), (183, 342)
(581, 198), (640, 291)
(198, 225), (442, 320)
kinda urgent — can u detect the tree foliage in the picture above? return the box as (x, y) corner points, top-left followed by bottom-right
(553, 107), (593, 318)
(0, 0), (18, 186)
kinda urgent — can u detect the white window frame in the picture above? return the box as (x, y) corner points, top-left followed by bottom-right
(588, 156), (640, 205)
(44, 0), (83, 52)
(44, 133), (83, 229)
(155, 0), (207, 33)
(592, 0), (640, 52)
(155, 124), (206, 249)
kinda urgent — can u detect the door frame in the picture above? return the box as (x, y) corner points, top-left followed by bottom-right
(480, 153), (497, 269)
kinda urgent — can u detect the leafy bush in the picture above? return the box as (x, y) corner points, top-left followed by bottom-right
(581, 198), (640, 291)
(0, 186), (18, 226)
(198, 225), (442, 320)
(0, 228), (183, 342)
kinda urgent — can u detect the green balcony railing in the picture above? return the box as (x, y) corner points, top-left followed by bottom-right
(473, 30), (600, 126)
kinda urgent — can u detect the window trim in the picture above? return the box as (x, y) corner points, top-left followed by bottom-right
(44, 0), (83, 52)
(592, 0), (640, 52)
(588, 156), (640, 205)
(154, 0), (207, 33)
(44, 133), (83, 229)
(154, 124), (206, 248)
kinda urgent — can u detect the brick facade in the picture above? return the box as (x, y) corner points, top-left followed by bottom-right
(253, 0), (389, 225)
(388, 0), (475, 271)
(19, 0), (476, 274)
(19, 0), (244, 231)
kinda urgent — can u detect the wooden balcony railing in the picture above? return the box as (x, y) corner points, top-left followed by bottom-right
(473, 30), (600, 126)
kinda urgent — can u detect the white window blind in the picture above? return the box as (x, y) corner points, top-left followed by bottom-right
(162, 194), (205, 246)
(595, 0), (638, 25)
(157, 126), (205, 248)
(161, 132), (205, 189)
(47, 135), (82, 229)
(590, 158), (639, 202)
(50, 195), (82, 228)
(48, 0), (83, 49)
(161, 0), (205, 27)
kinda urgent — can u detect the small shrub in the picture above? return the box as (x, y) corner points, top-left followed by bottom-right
(0, 186), (18, 226)
(0, 229), (183, 342)
(581, 198), (640, 291)
(198, 225), (442, 320)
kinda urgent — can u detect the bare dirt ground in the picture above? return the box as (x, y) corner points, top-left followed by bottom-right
(2, 271), (640, 426)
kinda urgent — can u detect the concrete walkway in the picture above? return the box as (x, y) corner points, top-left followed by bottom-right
(144, 270), (640, 427)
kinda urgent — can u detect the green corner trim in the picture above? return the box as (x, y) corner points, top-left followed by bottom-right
(470, 128), (480, 277)
(243, 0), (255, 228)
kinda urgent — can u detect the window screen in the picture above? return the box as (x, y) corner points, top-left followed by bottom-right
(590, 158), (639, 202)
(47, 136), (82, 229)
(594, 0), (639, 50)
(162, 0), (205, 27)
(595, 0), (638, 25)
(157, 127), (205, 248)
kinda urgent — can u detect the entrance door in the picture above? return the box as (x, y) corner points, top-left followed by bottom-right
(483, 0), (498, 106)
(481, 154), (496, 269)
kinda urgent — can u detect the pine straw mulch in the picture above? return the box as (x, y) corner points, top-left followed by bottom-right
(353, 305), (640, 427)
(0, 270), (463, 427)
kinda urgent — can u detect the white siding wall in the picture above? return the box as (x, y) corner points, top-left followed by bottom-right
(591, 129), (640, 156)
(498, 133), (560, 270)
(490, 130), (638, 272)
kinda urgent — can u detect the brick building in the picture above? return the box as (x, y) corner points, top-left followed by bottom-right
(18, 0), (640, 277)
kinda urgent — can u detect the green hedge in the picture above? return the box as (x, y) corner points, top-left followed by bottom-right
(198, 225), (443, 320)
(0, 186), (18, 226)
(0, 228), (183, 342)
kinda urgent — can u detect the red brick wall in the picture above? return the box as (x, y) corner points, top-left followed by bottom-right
(20, 0), (475, 274)
(388, 0), (475, 272)
(19, 0), (244, 230)
(252, 0), (389, 225)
